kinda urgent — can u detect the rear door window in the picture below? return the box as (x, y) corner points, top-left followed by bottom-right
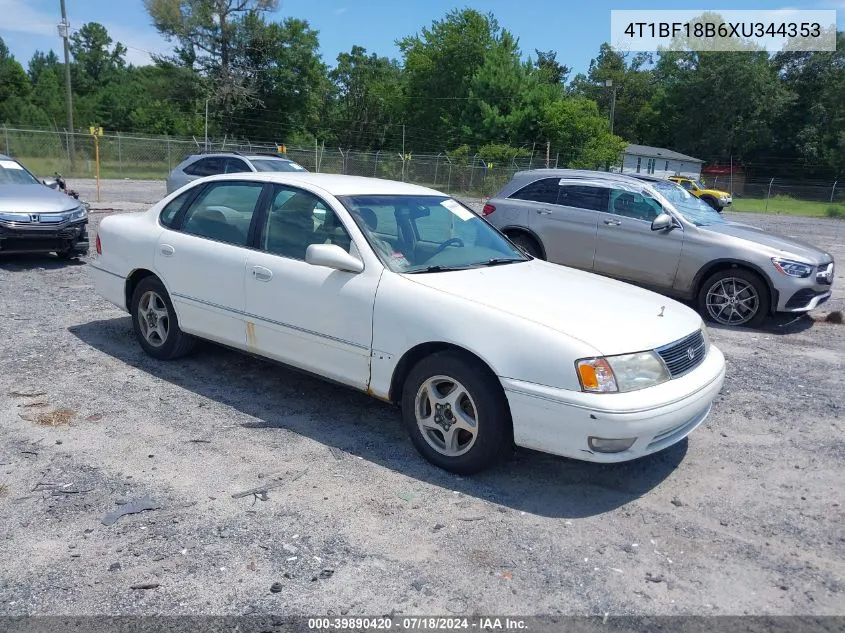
(184, 157), (223, 177)
(508, 178), (561, 205)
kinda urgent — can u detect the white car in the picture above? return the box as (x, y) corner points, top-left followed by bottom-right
(89, 173), (726, 474)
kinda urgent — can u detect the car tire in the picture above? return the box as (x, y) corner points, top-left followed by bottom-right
(509, 233), (543, 259)
(698, 268), (769, 329)
(701, 196), (721, 211)
(130, 276), (196, 360)
(401, 351), (512, 474)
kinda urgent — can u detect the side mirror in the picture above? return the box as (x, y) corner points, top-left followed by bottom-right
(305, 243), (364, 273)
(43, 178), (58, 189)
(651, 213), (675, 231)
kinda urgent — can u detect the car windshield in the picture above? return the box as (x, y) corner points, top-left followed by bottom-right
(650, 180), (727, 226)
(0, 159), (40, 185)
(336, 194), (528, 273)
(249, 159), (307, 172)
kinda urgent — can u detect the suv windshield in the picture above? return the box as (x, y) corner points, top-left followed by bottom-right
(336, 194), (527, 273)
(0, 159), (40, 185)
(249, 159), (307, 172)
(650, 180), (727, 226)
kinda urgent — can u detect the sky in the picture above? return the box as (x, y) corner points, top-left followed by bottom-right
(1, 0), (843, 76)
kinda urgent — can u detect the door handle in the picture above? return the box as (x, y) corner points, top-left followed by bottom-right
(252, 266), (273, 282)
(159, 244), (175, 256)
(536, 208), (552, 215)
(603, 219), (622, 226)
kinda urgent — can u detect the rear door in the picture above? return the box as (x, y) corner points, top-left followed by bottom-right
(592, 187), (684, 290)
(516, 179), (603, 270)
(153, 180), (266, 348)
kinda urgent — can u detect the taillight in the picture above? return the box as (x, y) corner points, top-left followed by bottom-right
(95, 233), (101, 254)
(482, 203), (496, 216)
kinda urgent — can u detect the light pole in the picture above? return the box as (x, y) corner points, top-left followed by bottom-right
(204, 98), (210, 151)
(58, 0), (75, 170)
(604, 79), (617, 135)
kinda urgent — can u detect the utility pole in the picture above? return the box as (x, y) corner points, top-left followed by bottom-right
(204, 98), (210, 151)
(605, 79), (617, 135)
(545, 140), (550, 168)
(59, 0), (75, 170)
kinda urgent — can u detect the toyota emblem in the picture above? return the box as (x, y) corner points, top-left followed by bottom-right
(687, 347), (695, 361)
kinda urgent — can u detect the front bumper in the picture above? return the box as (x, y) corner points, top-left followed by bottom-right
(0, 219), (89, 255)
(774, 261), (834, 313)
(502, 345), (726, 463)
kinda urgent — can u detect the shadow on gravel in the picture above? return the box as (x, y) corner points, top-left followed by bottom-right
(0, 254), (86, 270)
(707, 312), (816, 336)
(69, 317), (687, 519)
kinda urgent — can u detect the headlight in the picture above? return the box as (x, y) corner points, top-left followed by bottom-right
(772, 257), (812, 278)
(576, 351), (670, 393)
(63, 206), (87, 221)
(0, 212), (31, 222)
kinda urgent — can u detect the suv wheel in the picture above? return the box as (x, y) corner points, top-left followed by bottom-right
(508, 233), (543, 259)
(698, 269), (769, 328)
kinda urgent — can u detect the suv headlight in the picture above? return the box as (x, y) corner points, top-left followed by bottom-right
(772, 257), (812, 278)
(576, 351), (670, 393)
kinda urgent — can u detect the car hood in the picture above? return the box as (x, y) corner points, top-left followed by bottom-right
(0, 184), (80, 213)
(701, 188), (730, 197)
(402, 260), (703, 356)
(702, 222), (832, 263)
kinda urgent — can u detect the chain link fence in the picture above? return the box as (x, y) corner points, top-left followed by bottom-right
(5, 126), (841, 212)
(1, 126), (546, 199)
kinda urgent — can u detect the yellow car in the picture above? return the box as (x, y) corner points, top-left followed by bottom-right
(667, 176), (732, 212)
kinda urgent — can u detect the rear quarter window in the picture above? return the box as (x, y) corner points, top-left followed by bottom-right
(159, 190), (194, 228)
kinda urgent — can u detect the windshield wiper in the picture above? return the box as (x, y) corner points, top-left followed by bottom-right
(481, 258), (525, 266)
(405, 265), (468, 274)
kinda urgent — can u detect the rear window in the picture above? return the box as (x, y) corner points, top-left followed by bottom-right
(508, 178), (560, 204)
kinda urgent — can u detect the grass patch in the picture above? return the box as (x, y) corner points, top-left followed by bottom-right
(21, 408), (76, 427)
(731, 195), (845, 218)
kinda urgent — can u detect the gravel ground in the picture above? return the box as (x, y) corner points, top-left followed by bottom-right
(0, 179), (843, 618)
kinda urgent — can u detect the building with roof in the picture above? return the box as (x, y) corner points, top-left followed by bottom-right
(616, 144), (704, 179)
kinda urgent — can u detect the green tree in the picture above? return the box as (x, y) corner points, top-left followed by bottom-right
(539, 97), (626, 168)
(329, 46), (403, 149)
(145, 0), (278, 112)
(70, 22), (127, 94)
(398, 9), (505, 149)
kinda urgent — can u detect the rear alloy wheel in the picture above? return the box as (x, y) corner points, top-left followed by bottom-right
(401, 351), (512, 474)
(509, 233), (543, 259)
(698, 269), (769, 328)
(130, 276), (196, 359)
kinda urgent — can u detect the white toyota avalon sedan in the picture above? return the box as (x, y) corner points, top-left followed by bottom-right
(89, 172), (726, 474)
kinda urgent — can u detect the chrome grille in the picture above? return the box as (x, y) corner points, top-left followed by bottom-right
(655, 330), (706, 378)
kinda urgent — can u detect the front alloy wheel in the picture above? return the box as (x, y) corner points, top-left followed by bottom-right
(415, 376), (479, 458)
(401, 351), (512, 474)
(699, 269), (769, 328)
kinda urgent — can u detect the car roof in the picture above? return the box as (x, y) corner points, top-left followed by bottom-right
(492, 168), (655, 199)
(194, 172), (448, 197)
(184, 152), (298, 162)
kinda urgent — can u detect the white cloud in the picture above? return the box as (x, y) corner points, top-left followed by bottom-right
(0, 0), (171, 66)
(333, 7), (348, 16)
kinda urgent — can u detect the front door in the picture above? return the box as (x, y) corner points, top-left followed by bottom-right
(592, 187), (684, 290)
(243, 184), (381, 389)
(153, 180), (265, 348)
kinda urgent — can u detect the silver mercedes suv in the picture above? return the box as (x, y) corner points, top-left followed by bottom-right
(165, 152), (307, 194)
(484, 169), (834, 328)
